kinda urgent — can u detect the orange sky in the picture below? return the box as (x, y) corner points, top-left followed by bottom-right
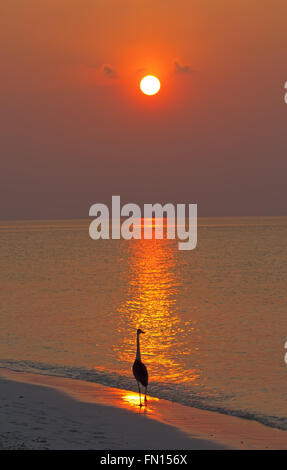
(1, 1), (287, 218)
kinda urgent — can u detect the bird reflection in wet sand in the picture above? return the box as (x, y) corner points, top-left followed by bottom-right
(132, 328), (148, 407)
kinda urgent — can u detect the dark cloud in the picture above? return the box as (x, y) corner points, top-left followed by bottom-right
(174, 60), (193, 74)
(137, 67), (147, 75)
(102, 64), (117, 78)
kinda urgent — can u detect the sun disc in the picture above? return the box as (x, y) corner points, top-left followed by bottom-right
(140, 75), (161, 96)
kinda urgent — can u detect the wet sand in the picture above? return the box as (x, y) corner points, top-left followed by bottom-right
(0, 368), (286, 450)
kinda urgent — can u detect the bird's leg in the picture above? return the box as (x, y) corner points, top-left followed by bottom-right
(137, 382), (142, 407)
(144, 387), (147, 405)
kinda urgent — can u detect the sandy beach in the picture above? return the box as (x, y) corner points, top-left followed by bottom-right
(0, 368), (286, 450)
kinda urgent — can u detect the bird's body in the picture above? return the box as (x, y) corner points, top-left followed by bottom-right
(132, 328), (148, 406)
(132, 359), (148, 387)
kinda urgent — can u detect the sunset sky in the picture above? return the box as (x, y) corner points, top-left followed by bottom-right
(1, 0), (286, 219)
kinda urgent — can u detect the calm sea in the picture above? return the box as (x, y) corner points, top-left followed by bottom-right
(0, 217), (286, 430)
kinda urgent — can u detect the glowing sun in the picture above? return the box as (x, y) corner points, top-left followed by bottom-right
(140, 75), (161, 96)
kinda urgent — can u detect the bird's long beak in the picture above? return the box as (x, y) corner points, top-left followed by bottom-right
(141, 331), (145, 334)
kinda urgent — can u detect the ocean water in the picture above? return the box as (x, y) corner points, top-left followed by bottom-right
(0, 217), (286, 430)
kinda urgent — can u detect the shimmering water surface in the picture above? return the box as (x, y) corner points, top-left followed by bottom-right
(0, 217), (286, 430)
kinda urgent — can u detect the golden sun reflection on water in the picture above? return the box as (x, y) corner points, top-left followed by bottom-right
(114, 237), (199, 384)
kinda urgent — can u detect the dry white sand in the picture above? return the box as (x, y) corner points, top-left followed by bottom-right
(0, 369), (286, 450)
(0, 376), (222, 450)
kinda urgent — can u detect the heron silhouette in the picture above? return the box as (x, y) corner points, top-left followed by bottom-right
(132, 328), (148, 406)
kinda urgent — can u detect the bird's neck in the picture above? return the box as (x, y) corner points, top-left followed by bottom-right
(136, 334), (141, 361)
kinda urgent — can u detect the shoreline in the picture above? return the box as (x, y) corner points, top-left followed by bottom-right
(0, 368), (286, 450)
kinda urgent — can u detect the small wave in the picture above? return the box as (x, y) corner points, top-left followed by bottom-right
(0, 359), (286, 432)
